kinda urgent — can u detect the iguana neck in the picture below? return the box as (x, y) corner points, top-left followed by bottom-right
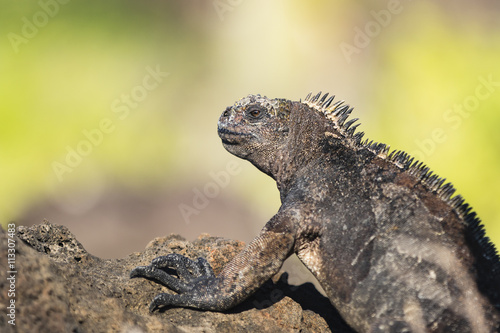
(272, 102), (337, 199)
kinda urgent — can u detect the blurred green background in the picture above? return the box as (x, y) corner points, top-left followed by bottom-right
(1, 0), (499, 264)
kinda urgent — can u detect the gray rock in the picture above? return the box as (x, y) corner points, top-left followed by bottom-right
(0, 221), (353, 332)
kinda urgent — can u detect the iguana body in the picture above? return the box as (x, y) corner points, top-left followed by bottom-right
(132, 93), (500, 332)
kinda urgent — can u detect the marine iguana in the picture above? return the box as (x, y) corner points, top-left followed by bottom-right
(131, 92), (500, 332)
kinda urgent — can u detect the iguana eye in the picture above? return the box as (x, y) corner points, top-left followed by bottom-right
(248, 108), (262, 118)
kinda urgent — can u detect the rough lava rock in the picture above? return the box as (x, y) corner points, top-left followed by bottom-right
(0, 221), (354, 332)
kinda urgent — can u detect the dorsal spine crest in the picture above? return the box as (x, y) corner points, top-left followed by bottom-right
(302, 92), (500, 276)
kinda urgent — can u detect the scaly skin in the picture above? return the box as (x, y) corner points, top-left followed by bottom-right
(132, 92), (500, 332)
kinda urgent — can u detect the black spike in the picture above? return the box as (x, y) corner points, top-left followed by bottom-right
(433, 177), (446, 190)
(394, 150), (403, 159)
(323, 95), (335, 108)
(409, 160), (419, 169)
(443, 188), (457, 201)
(330, 100), (345, 112)
(399, 153), (410, 167)
(417, 166), (430, 179)
(392, 150), (402, 161)
(344, 118), (359, 130)
(311, 92), (322, 103)
(459, 203), (472, 216)
(397, 151), (407, 162)
(371, 143), (385, 154)
(319, 93), (329, 105)
(414, 161), (425, 169)
(305, 92), (312, 101)
(424, 170), (436, 183)
(439, 182), (452, 191)
(333, 104), (349, 117)
(438, 183), (454, 197)
(449, 195), (464, 209)
(337, 113), (350, 127)
(427, 174), (439, 187)
(344, 107), (354, 117)
(403, 156), (414, 169)
(347, 123), (361, 135)
(353, 131), (364, 144)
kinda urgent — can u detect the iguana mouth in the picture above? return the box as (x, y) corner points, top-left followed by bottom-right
(218, 127), (252, 145)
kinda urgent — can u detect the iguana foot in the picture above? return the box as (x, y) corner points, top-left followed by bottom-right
(130, 253), (216, 312)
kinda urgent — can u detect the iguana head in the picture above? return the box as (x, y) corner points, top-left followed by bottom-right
(217, 94), (292, 177)
(217, 93), (364, 183)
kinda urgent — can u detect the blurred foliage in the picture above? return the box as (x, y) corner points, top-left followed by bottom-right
(0, 0), (499, 247)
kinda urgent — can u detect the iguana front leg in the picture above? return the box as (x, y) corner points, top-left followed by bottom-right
(131, 214), (296, 312)
(130, 254), (218, 312)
